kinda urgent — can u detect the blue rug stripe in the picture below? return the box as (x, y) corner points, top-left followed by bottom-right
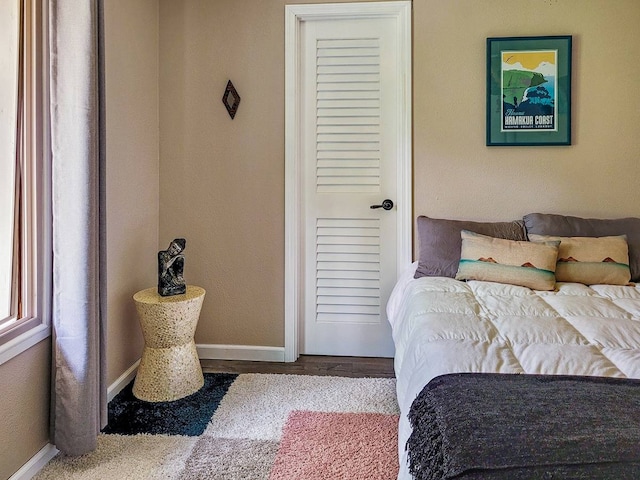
(102, 373), (238, 436)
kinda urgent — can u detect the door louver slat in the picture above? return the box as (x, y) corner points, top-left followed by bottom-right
(316, 218), (381, 324)
(316, 37), (381, 194)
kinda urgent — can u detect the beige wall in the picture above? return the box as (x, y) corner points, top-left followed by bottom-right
(0, 342), (50, 480)
(104, 0), (159, 386)
(159, 0), (284, 348)
(413, 0), (640, 223)
(159, 0), (640, 350)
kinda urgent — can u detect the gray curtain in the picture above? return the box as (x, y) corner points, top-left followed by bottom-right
(49, 0), (107, 455)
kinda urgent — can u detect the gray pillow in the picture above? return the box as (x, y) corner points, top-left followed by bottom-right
(524, 213), (640, 282)
(415, 216), (527, 279)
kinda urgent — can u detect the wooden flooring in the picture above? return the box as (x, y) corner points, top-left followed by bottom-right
(200, 355), (395, 378)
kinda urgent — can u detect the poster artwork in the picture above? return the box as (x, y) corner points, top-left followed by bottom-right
(501, 50), (558, 132)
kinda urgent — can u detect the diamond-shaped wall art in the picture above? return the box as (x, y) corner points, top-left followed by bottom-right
(222, 80), (241, 119)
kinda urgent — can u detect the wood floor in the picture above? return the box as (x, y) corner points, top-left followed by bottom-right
(200, 355), (395, 378)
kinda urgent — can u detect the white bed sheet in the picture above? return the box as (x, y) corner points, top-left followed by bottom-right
(388, 263), (640, 480)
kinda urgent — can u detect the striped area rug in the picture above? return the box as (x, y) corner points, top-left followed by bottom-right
(34, 373), (399, 480)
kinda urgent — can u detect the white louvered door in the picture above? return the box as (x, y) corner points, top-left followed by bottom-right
(300, 14), (405, 357)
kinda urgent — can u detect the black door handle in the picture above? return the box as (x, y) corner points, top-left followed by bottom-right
(370, 199), (394, 211)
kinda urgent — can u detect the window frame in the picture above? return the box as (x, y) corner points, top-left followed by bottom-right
(0, 0), (51, 365)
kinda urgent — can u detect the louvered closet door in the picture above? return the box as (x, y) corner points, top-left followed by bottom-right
(302, 16), (400, 357)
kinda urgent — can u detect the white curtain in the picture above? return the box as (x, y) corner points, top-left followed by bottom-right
(49, 0), (106, 455)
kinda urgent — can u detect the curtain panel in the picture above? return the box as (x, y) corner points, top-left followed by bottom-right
(49, 0), (106, 455)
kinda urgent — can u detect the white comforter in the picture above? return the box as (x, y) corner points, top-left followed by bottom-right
(387, 263), (640, 480)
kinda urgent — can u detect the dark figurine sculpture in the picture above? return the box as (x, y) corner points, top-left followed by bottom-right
(158, 238), (187, 296)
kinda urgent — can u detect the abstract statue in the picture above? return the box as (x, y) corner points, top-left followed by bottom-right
(158, 238), (187, 296)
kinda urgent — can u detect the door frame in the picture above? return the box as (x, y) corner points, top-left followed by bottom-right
(284, 1), (412, 362)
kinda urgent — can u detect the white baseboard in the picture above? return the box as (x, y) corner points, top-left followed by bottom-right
(107, 358), (140, 402)
(8, 444), (58, 480)
(197, 344), (285, 362)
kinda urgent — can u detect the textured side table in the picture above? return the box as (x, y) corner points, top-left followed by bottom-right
(132, 285), (205, 402)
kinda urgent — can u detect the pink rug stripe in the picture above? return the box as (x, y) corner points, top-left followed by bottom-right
(269, 410), (399, 480)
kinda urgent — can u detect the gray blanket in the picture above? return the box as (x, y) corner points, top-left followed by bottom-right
(407, 373), (640, 480)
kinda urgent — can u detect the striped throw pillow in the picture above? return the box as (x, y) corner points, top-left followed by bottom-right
(456, 230), (559, 291)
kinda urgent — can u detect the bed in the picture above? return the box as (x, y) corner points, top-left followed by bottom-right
(388, 213), (640, 480)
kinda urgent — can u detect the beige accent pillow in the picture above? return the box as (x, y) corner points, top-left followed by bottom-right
(523, 213), (640, 282)
(455, 230), (559, 291)
(528, 234), (631, 285)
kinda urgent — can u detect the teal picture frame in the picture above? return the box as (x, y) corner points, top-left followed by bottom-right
(486, 35), (572, 146)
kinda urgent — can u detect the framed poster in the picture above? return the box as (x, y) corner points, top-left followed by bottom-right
(486, 35), (572, 146)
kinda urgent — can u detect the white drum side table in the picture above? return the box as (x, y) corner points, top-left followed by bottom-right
(132, 285), (205, 402)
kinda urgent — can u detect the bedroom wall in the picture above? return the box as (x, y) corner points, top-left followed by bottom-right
(104, 0), (159, 386)
(158, 0), (640, 351)
(413, 0), (640, 223)
(0, 343), (50, 479)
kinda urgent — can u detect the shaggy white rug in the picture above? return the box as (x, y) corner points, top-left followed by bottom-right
(34, 373), (399, 480)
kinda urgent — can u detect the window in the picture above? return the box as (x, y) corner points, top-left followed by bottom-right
(0, 0), (50, 364)
(0, 2), (19, 324)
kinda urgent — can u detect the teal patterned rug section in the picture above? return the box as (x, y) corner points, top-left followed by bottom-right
(102, 373), (238, 436)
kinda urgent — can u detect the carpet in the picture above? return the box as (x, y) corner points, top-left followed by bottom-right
(270, 411), (399, 480)
(102, 373), (238, 436)
(34, 373), (399, 480)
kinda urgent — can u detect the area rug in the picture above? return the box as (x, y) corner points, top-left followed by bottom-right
(102, 373), (238, 436)
(270, 411), (399, 480)
(34, 373), (399, 480)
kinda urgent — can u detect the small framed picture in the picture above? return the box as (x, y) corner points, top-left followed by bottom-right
(486, 35), (572, 146)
